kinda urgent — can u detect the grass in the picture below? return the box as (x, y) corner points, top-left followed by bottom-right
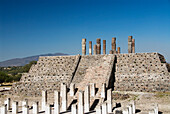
(128, 94), (139, 101)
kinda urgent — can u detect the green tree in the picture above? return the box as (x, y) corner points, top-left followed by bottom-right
(0, 71), (10, 83)
(0, 61), (37, 83)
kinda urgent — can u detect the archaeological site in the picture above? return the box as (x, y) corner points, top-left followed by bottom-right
(0, 36), (170, 114)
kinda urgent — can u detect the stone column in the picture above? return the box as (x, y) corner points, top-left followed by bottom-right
(154, 104), (158, 114)
(102, 102), (107, 114)
(33, 101), (39, 114)
(78, 91), (84, 114)
(61, 84), (67, 112)
(103, 40), (106, 54)
(71, 104), (77, 114)
(96, 105), (102, 114)
(22, 105), (29, 114)
(130, 101), (135, 114)
(84, 85), (90, 113)
(60, 83), (63, 97)
(89, 41), (92, 55)
(70, 83), (75, 97)
(93, 45), (97, 55)
(90, 83), (95, 97)
(122, 108), (129, 114)
(41, 90), (47, 110)
(45, 104), (51, 114)
(112, 37), (116, 54)
(109, 50), (113, 54)
(1, 104), (7, 114)
(54, 90), (60, 114)
(96, 38), (101, 54)
(107, 89), (112, 113)
(12, 101), (18, 114)
(128, 104), (133, 114)
(101, 83), (106, 99)
(132, 39), (135, 53)
(4, 98), (10, 110)
(128, 36), (133, 53)
(82, 38), (86, 55)
(117, 47), (121, 54)
(22, 99), (28, 113)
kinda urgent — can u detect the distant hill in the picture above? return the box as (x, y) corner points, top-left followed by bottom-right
(0, 53), (68, 67)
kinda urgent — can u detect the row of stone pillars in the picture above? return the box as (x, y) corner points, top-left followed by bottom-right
(1, 85), (159, 114)
(0, 99), (158, 114)
(82, 36), (136, 55)
(0, 98), (39, 114)
(0, 83), (110, 114)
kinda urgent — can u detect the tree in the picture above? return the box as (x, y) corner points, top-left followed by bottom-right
(0, 61), (37, 83)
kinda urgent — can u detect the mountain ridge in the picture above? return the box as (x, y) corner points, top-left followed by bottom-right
(0, 53), (68, 67)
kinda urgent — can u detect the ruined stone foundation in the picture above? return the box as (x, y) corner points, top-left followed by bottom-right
(10, 52), (170, 97)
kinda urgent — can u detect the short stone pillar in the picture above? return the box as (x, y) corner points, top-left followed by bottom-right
(1, 104), (7, 114)
(102, 102), (107, 114)
(84, 85), (90, 113)
(12, 101), (18, 114)
(45, 104), (51, 114)
(22, 99), (28, 113)
(61, 84), (67, 112)
(96, 38), (101, 54)
(132, 39), (135, 53)
(122, 107), (129, 114)
(154, 104), (158, 114)
(70, 83), (75, 96)
(128, 104), (133, 114)
(109, 50), (113, 54)
(4, 98), (11, 110)
(60, 83), (64, 97)
(90, 83), (96, 97)
(33, 101), (39, 114)
(22, 105), (29, 114)
(128, 36), (133, 53)
(103, 40), (106, 54)
(112, 37), (116, 54)
(89, 41), (92, 55)
(41, 90), (47, 110)
(78, 91), (84, 114)
(71, 104), (77, 114)
(93, 45), (97, 55)
(130, 101), (135, 114)
(117, 47), (121, 54)
(54, 90), (60, 114)
(101, 83), (106, 99)
(107, 89), (112, 113)
(82, 38), (86, 55)
(96, 105), (102, 114)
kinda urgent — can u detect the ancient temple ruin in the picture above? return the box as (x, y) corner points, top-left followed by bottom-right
(0, 36), (170, 114)
(10, 36), (170, 96)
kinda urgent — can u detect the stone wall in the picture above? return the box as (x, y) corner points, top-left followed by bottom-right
(10, 55), (80, 96)
(114, 53), (170, 92)
(20, 55), (80, 84)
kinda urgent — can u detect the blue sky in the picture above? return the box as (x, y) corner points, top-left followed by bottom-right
(0, 0), (170, 62)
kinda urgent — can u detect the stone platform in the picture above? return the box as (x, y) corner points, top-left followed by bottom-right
(9, 53), (170, 97)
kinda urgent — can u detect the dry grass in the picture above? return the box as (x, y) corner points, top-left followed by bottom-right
(154, 91), (170, 98)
